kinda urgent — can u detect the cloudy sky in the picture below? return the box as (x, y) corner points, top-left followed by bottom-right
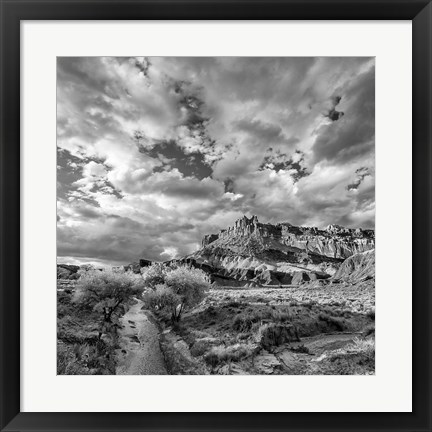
(57, 57), (375, 266)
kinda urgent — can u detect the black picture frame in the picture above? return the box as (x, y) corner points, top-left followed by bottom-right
(1, 1), (431, 431)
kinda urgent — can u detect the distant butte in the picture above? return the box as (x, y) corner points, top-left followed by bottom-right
(163, 215), (375, 287)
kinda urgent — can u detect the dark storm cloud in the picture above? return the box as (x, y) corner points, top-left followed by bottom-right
(347, 167), (371, 191)
(75, 206), (100, 219)
(224, 178), (235, 193)
(236, 119), (284, 143)
(285, 152), (310, 183)
(136, 136), (212, 180)
(259, 149), (309, 183)
(324, 96), (344, 122)
(57, 149), (84, 199)
(159, 177), (223, 200)
(57, 210), (203, 264)
(58, 57), (122, 100)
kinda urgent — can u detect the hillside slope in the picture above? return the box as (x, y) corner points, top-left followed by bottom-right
(332, 249), (375, 284)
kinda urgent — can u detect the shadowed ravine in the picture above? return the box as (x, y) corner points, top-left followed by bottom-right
(115, 299), (167, 375)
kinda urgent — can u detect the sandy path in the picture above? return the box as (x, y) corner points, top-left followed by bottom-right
(115, 299), (167, 375)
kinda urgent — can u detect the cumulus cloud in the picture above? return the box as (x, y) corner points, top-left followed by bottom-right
(57, 57), (375, 265)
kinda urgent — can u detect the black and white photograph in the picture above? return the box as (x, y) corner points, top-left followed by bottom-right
(57, 56), (375, 376)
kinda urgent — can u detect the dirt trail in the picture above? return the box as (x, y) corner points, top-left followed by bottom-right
(115, 299), (167, 375)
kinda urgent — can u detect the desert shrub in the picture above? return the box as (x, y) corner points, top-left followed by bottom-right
(233, 306), (293, 332)
(141, 263), (167, 288)
(190, 337), (221, 357)
(328, 308), (345, 317)
(73, 269), (145, 336)
(57, 291), (73, 317)
(233, 314), (256, 332)
(164, 266), (211, 321)
(349, 337), (375, 358)
(204, 344), (252, 367)
(165, 265), (211, 292)
(57, 339), (116, 375)
(143, 265), (210, 322)
(143, 284), (181, 313)
(256, 323), (300, 350)
(58, 342), (84, 375)
(270, 308), (293, 322)
(57, 313), (99, 344)
(321, 337), (375, 375)
(318, 313), (346, 331)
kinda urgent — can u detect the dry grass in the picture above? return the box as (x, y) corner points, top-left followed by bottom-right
(309, 337), (375, 375)
(154, 281), (375, 375)
(204, 344), (253, 367)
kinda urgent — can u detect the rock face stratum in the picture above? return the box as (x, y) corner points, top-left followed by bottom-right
(201, 216), (374, 259)
(172, 215), (375, 287)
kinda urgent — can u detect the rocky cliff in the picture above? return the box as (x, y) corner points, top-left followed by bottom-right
(202, 215), (374, 259)
(187, 215), (375, 287)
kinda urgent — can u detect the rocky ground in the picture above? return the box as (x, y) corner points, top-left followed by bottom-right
(58, 279), (375, 375)
(156, 281), (375, 375)
(205, 281), (375, 315)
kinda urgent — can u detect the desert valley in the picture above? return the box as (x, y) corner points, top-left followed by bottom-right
(57, 56), (376, 376)
(58, 215), (375, 375)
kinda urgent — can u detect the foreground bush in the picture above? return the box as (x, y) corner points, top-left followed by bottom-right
(57, 340), (116, 375)
(57, 289), (118, 375)
(144, 284), (181, 312)
(143, 264), (210, 322)
(256, 323), (300, 350)
(165, 266), (210, 316)
(348, 337), (375, 358)
(204, 344), (252, 367)
(73, 269), (145, 337)
(233, 306), (293, 332)
(141, 263), (167, 288)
